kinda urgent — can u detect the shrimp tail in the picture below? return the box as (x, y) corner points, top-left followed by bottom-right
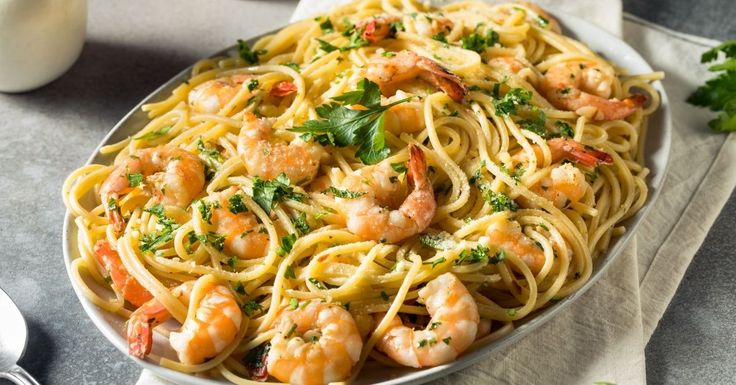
(94, 240), (153, 307)
(550, 138), (613, 167)
(127, 317), (154, 358)
(416, 60), (467, 103)
(270, 81), (297, 97)
(407, 144), (428, 189)
(400, 145), (436, 232)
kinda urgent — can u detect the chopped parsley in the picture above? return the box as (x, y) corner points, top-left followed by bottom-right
(293, 212), (310, 235)
(322, 186), (367, 199)
(390, 162), (407, 173)
(536, 15), (550, 28)
(456, 244), (490, 265)
(278, 233), (297, 256)
(443, 336), (452, 345)
(134, 126), (172, 141)
(432, 32), (448, 43)
(139, 204), (179, 253)
(251, 173), (305, 214)
(423, 257), (446, 269)
(126, 172), (143, 187)
(489, 249), (506, 264)
(318, 17), (334, 33)
(418, 338), (436, 348)
(198, 200), (215, 224)
(418, 231), (456, 250)
(284, 265), (296, 279)
(380, 290), (390, 301)
(308, 277), (326, 290)
(482, 189), (519, 212)
(506, 308), (518, 317)
(234, 282), (246, 295)
(429, 321), (442, 330)
(228, 193), (248, 214)
(247, 79), (259, 91)
(284, 62), (301, 72)
(242, 300), (263, 316)
(292, 78), (409, 164)
(554, 121), (575, 137)
(461, 28), (499, 53)
(237, 40), (266, 64)
(289, 297), (299, 309)
(107, 198), (117, 210)
(493, 87), (532, 116)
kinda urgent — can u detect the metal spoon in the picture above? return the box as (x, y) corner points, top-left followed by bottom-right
(0, 287), (40, 385)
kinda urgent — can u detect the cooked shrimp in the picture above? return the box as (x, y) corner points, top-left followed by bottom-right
(237, 112), (323, 184)
(366, 50), (467, 102)
(270, 81), (297, 97)
(384, 92), (425, 134)
(488, 56), (526, 74)
(357, 14), (402, 43)
(188, 74), (254, 114)
(169, 275), (242, 365)
(94, 240), (152, 307)
(338, 144), (436, 243)
(512, 138), (613, 168)
(376, 273), (479, 367)
(100, 146), (205, 232)
(541, 61), (646, 120)
(532, 163), (588, 208)
(486, 215), (545, 274)
(208, 186), (269, 259)
(127, 281), (194, 359)
(267, 300), (363, 385)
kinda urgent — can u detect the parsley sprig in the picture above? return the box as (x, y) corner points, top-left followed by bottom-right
(251, 173), (305, 214)
(687, 40), (736, 132)
(291, 78), (410, 164)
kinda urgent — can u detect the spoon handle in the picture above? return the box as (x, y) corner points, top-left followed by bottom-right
(0, 365), (41, 385)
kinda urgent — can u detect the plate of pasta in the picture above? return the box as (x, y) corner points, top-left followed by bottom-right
(62, 1), (670, 384)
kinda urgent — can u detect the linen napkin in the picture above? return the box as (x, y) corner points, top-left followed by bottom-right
(138, 1), (736, 384)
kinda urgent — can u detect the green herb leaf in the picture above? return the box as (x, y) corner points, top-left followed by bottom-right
(461, 28), (499, 53)
(482, 189), (519, 212)
(251, 173), (305, 214)
(278, 233), (297, 256)
(489, 249), (506, 264)
(284, 62), (301, 72)
(242, 300), (263, 316)
(126, 172), (143, 188)
(284, 265), (296, 279)
(293, 212), (310, 235)
(419, 231), (456, 250)
(493, 88), (532, 116)
(237, 40), (266, 64)
(380, 290), (389, 302)
(554, 121), (575, 137)
(323, 186), (367, 199)
(228, 193), (248, 214)
(687, 40), (736, 132)
(247, 79), (259, 91)
(308, 277), (326, 290)
(455, 244), (490, 265)
(390, 162), (407, 173)
(432, 32), (448, 43)
(134, 126), (172, 141)
(289, 297), (298, 309)
(319, 17), (334, 33)
(291, 78), (408, 164)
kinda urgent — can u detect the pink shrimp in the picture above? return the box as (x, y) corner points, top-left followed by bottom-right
(366, 50), (467, 102)
(541, 60), (646, 121)
(94, 240), (152, 307)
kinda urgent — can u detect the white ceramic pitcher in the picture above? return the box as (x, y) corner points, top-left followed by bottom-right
(0, 0), (86, 92)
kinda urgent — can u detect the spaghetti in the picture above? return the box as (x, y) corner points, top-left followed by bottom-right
(62, 0), (663, 383)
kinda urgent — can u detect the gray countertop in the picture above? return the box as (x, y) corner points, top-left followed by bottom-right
(0, 0), (733, 384)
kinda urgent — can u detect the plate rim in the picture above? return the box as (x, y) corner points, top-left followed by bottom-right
(62, 8), (672, 385)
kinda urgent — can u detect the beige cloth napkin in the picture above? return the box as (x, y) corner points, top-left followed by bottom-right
(138, 0), (736, 384)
